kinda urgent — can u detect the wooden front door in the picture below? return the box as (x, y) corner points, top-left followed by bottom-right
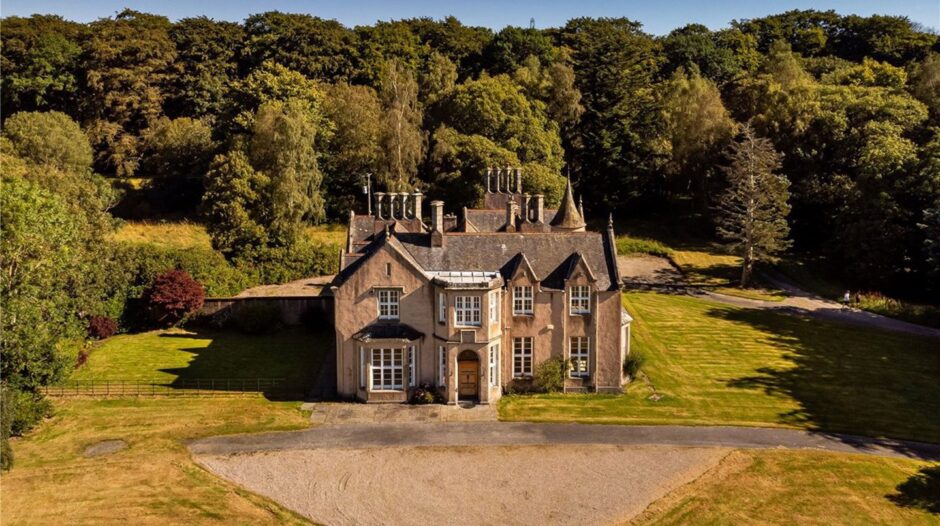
(458, 360), (478, 398)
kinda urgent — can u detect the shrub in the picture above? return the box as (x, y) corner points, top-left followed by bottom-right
(623, 352), (644, 379)
(141, 270), (205, 327)
(234, 241), (340, 285)
(87, 315), (118, 339)
(533, 357), (568, 393)
(3, 387), (53, 437)
(76, 349), (89, 368)
(232, 302), (283, 335)
(410, 383), (441, 404)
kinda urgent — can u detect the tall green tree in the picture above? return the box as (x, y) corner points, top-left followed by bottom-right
(241, 12), (359, 81)
(167, 17), (244, 119)
(716, 125), (791, 286)
(202, 150), (270, 258)
(81, 9), (177, 177)
(249, 99), (327, 232)
(378, 60), (425, 190)
(560, 18), (663, 209)
(660, 69), (736, 208)
(0, 15), (83, 117)
(484, 26), (555, 74)
(322, 83), (383, 218)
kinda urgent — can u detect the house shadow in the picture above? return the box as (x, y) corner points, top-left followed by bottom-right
(707, 305), (940, 460)
(157, 326), (334, 401)
(887, 465), (940, 515)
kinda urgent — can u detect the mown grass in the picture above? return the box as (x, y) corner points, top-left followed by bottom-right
(1, 328), (332, 525)
(500, 292), (940, 443)
(670, 248), (787, 301)
(0, 398), (312, 525)
(638, 450), (940, 525)
(72, 328), (326, 389)
(112, 221), (346, 250)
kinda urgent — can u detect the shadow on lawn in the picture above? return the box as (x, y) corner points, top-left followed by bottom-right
(157, 327), (333, 401)
(709, 305), (940, 458)
(887, 465), (940, 515)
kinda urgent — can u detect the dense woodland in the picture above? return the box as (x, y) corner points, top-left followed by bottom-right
(1, 9), (939, 458)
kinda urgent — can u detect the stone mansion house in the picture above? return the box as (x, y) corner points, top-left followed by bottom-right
(329, 169), (631, 404)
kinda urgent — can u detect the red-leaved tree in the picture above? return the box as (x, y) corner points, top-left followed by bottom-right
(142, 270), (205, 327)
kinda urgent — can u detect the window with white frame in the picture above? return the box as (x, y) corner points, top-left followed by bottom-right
(512, 286), (533, 315)
(513, 337), (533, 378)
(570, 285), (591, 315)
(437, 345), (447, 386)
(569, 337), (590, 378)
(371, 348), (403, 390)
(455, 295), (481, 327)
(438, 292), (446, 323)
(377, 289), (400, 320)
(489, 343), (500, 386)
(489, 290), (500, 322)
(408, 346), (416, 387)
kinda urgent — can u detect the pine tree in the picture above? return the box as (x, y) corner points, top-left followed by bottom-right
(716, 124), (792, 286)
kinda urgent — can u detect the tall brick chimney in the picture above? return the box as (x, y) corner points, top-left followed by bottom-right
(532, 194), (544, 223)
(430, 200), (444, 247)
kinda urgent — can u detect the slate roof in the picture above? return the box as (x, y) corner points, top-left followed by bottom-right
(393, 231), (620, 291)
(550, 177), (586, 229)
(465, 209), (559, 232)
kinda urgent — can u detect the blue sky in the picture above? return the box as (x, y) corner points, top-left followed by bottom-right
(2, 0), (937, 35)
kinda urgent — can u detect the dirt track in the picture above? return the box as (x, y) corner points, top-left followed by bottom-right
(197, 445), (727, 526)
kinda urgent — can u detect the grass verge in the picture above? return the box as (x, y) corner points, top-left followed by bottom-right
(500, 292), (940, 443)
(636, 450), (940, 525)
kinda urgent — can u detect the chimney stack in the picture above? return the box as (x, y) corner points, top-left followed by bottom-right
(505, 199), (518, 232)
(431, 200), (445, 247)
(373, 192), (386, 219)
(521, 194), (531, 223)
(515, 167), (523, 193)
(533, 194), (544, 223)
(412, 191), (423, 220)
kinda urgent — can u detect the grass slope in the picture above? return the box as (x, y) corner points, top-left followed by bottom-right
(0, 399), (311, 525)
(1, 328), (332, 525)
(112, 221), (346, 250)
(501, 292), (940, 443)
(637, 450), (940, 525)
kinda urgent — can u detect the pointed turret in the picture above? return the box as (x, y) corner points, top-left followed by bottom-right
(550, 176), (586, 232)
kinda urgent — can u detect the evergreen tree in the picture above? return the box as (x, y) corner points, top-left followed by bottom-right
(716, 125), (792, 286)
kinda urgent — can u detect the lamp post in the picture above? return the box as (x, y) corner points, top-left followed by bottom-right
(361, 173), (373, 215)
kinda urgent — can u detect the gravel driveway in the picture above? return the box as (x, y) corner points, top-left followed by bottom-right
(196, 444), (727, 526)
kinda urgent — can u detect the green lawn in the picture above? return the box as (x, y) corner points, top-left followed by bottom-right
(500, 292), (940, 443)
(638, 450), (940, 525)
(73, 328), (325, 391)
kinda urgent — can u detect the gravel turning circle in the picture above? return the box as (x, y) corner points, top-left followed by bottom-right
(196, 445), (727, 526)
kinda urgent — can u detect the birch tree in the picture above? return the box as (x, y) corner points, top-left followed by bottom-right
(716, 124), (791, 286)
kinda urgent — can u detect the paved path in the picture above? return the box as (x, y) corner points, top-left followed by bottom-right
(695, 271), (940, 339)
(303, 402), (498, 424)
(618, 255), (940, 339)
(190, 422), (940, 461)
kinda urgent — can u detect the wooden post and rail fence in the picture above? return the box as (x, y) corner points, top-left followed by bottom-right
(41, 378), (301, 398)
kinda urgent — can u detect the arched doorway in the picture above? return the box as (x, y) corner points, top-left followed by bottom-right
(457, 350), (479, 401)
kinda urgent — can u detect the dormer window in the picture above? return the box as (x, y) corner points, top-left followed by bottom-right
(513, 286), (533, 315)
(377, 289), (400, 320)
(569, 286), (591, 315)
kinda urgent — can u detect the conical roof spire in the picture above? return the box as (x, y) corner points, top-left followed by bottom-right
(550, 175), (586, 231)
